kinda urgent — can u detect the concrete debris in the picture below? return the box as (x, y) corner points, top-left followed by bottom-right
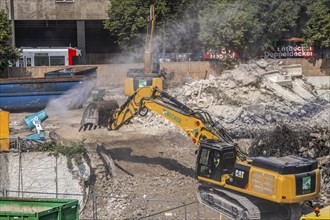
(318, 156), (330, 205)
(282, 64), (303, 77)
(136, 59), (328, 136)
(255, 59), (269, 69)
(266, 73), (292, 86)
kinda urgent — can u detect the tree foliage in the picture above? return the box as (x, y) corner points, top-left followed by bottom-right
(0, 10), (19, 71)
(104, 0), (190, 51)
(198, 0), (304, 57)
(254, 0), (301, 48)
(303, 0), (330, 49)
(104, 0), (329, 57)
(198, 0), (261, 57)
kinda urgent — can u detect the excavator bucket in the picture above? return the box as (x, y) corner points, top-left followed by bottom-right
(79, 100), (119, 131)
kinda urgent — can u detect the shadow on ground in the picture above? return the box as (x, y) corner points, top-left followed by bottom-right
(108, 147), (195, 178)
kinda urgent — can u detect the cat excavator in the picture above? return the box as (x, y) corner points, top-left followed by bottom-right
(79, 86), (320, 220)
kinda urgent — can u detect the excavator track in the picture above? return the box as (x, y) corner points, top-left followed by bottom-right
(197, 185), (310, 220)
(198, 185), (260, 220)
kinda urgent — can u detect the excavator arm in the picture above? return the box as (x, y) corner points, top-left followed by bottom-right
(105, 86), (234, 145)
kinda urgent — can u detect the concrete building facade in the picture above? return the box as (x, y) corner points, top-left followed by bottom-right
(0, 0), (119, 64)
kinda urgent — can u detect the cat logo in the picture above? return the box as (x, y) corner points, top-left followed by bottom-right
(235, 170), (245, 179)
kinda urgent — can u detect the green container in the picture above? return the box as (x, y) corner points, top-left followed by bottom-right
(0, 197), (79, 220)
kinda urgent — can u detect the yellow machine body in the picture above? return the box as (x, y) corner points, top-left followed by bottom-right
(300, 206), (330, 220)
(0, 110), (10, 151)
(198, 161), (320, 204)
(124, 77), (162, 96)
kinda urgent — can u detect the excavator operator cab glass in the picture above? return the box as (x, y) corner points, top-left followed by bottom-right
(196, 140), (236, 182)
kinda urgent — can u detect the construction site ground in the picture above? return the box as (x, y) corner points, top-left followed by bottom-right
(7, 59), (330, 219)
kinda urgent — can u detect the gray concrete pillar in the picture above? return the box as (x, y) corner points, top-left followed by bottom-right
(10, 0), (15, 48)
(77, 20), (86, 64)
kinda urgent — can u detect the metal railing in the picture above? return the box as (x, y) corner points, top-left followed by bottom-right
(0, 137), (20, 151)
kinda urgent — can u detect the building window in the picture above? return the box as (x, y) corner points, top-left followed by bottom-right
(55, 0), (74, 3)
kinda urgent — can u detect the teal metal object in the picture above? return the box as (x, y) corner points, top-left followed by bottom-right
(23, 110), (48, 140)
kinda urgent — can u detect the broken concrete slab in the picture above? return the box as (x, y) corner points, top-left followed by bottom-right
(230, 66), (260, 86)
(256, 59), (269, 69)
(264, 80), (306, 104)
(317, 90), (330, 102)
(207, 105), (243, 123)
(282, 64), (303, 77)
(266, 73), (293, 87)
(292, 80), (315, 101)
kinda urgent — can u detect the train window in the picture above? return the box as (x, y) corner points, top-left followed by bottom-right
(35, 56), (49, 66)
(27, 58), (31, 66)
(50, 56), (65, 66)
(18, 58), (24, 67)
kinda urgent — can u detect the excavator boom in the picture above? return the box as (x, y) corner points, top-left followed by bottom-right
(144, 4), (155, 74)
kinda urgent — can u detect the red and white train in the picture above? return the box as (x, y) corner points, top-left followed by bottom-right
(16, 47), (82, 67)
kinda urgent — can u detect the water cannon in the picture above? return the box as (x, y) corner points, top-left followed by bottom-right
(24, 110), (48, 140)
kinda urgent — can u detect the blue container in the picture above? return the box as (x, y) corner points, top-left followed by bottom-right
(44, 66), (97, 78)
(0, 67), (97, 112)
(0, 76), (94, 112)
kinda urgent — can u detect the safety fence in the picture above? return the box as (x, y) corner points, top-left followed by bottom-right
(0, 188), (224, 219)
(0, 137), (21, 151)
(0, 137), (48, 152)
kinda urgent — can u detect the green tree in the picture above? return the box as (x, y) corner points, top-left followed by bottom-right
(198, 0), (302, 58)
(0, 10), (19, 71)
(104, 0), (191, 51)
(303, 0), (330, 49)
(198, 0), (261, 58)
(255, 0), (302, 49)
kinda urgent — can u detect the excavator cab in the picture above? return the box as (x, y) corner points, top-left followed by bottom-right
(124, 69), (163, 96)
(196, 140), (236, 182)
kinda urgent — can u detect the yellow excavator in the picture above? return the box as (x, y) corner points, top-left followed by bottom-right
(80, 86), (321, 220)
(124, 4), (163, 96)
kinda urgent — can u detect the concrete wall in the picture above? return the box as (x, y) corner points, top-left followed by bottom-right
(3, 61), (223, 87)
(161, 61), (224, 82)
(0, 0), (109, 20)
(280, 58), (330, 76)
(306, 76), (330, 89)
(2, 59), (328, 87)
(0, 152), (83, 196)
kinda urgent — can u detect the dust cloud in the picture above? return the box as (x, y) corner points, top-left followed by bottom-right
(45, 79), (96, 122)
